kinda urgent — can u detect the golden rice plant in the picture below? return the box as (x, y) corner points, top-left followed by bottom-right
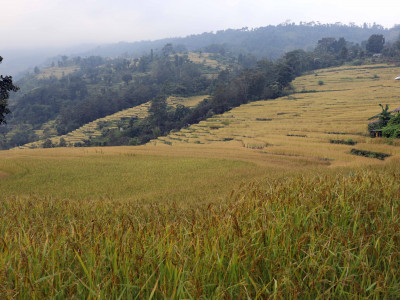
(1, 160), (399, 298)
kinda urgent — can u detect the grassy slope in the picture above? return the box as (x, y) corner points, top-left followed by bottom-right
(1, 64), (400, 298)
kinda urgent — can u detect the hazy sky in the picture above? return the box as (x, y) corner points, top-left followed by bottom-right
(1, 0), (399, 50)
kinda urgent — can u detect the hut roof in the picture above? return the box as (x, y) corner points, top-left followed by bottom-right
(392, 106), (400, 113)
(368, 119), (380, 125)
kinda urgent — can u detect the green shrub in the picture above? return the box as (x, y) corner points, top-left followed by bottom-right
(330, 138), (357, 145)
(382, 125), (400, 138)
(350, 148), (390, 160)
(59, 137), (67, 147)
(221, 120), (230, 126)
(382, 114), (400, 138)
(129, 137), (140, 145)
(42, 139), (54, 148)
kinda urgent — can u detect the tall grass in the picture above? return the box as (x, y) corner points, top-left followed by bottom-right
(1, 160), (399, 298)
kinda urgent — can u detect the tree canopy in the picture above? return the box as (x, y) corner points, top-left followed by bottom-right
(0, 56), (19, 124)
(366, 34), (385, 53)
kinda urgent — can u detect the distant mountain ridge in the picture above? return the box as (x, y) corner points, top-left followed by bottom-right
(2, 23), (400, 77)
(81, 23), (400, 59)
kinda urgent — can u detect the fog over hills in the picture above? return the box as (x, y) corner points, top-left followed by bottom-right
(0, 44), (99, 79)
(2, 23), (400, 78)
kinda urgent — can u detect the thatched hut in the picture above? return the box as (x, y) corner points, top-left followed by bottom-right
(392, 106), (400, 113)
(368, 119), (382, 137)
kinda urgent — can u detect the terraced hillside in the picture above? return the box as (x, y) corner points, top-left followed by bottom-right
(18, 64), (400, 167)
(186, 52), (222, 70)
(155, 64), (400, 167)
(36, 53), (222, 80)
(36, 65), (80, 79)
(19, 95), (207, 149)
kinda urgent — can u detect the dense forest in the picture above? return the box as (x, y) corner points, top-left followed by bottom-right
(1, 24), (400, 149)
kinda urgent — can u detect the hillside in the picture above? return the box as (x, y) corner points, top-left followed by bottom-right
(14, 63), (400, 164)
(4, 28), (400, 150)
(19, 95), (207, 148)
(1, 64), (400, 298)
(151, 64), (400, 167)
(2, 51), (225, 149)
(8, 63), (400, 168)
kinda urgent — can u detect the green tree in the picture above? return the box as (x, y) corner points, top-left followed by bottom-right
(0, 56), (19, 124)
(377, 104), (392, 127)
(162, 43), (174, 57)
(149, 95), (168, 129)
(394, 38), (400, 51)
(382, 113), (400, 138)
(284, 50), (309, 76)
(276, 63), (295, 87)
(366, 34), (385, 53)
(122, 73), (132, 85)
(339, 46), (349, 60)
(368, 104), (392, 132)
(59, 137), (67, 147)
(8, 124), (37, 147)
(43, 139), (54, 148)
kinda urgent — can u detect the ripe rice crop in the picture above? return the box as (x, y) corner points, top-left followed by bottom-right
(157, 64), (400, 168)
(1, 160), (399, 298)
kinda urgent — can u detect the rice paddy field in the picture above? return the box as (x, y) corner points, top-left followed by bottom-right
(1, 64), (400, 298)
(186, 52), (221, 69)
(20, 95), (208, 149)
(157, 64), (400, 168)
(36, 66), (80, 80)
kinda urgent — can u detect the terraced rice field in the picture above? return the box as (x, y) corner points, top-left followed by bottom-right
(36, 65), (80, 79)
(19, 95), (208, 149)
(156, 64), (400, 167)
(186, 52), (221, 69)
